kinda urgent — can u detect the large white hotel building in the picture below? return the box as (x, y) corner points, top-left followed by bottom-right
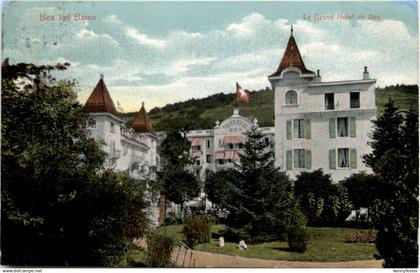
(83, 29), (376, 223)
(186, 30), (376, 183)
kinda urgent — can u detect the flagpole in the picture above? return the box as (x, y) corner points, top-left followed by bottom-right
(235, 82), (238, 108)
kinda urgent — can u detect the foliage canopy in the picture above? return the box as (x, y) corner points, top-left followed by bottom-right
(363, 99), (418, 268)
(1, 60), (148, 266)
(206, 126), (300, 242)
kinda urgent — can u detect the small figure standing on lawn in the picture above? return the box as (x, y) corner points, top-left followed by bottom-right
(218, 237), (225, 247)
(238, 240), (247, 250)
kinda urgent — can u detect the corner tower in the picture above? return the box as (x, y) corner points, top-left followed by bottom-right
(83, 74), (125, 166)
(131, 102), (158, 166)
(268, 26), (315, 79)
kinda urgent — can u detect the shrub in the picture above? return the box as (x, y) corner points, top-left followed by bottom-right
(222, 227), (251, 243)
(277, 203), (307, 242)
(294, 169), (352, 227)
(287, 225), (308, 253)
(162, 212), (183, 226)
(345, 231), (376, 244)
(145, 231), (175, 267)
(340, 172), (386, 209)
(182, 215), (212, 247)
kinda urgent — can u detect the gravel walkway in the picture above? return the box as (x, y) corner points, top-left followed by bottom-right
(135, 238), (382, 268)
(183, 249), (382, 268)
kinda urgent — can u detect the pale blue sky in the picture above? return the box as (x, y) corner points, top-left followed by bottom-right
(2, 1), (419, 111)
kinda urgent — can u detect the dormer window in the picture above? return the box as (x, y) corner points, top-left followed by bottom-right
(285, 90), (298, 105)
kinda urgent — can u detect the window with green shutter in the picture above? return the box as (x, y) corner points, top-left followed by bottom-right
(286, 150), (292, 170)
(329, 118), (336, 138)
(305, 119), (311, 139)
(350, 149), (357, 168)
(305, 150), (312, 169)
(329, 149), (336, 169)
(350, 117), (356, 137)
(286, 120), (292, 140)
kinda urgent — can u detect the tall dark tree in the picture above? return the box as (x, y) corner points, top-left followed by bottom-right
(1, 60), (148, 266)
(364, 102), (418, 268)
(340, 172), (387, 209)
(206, 126), (298, 242)
(205, 169), (240, 210)
(400, 107), (419, 195)
(363, 98), (402, 170)
(158, 129), (200, 210)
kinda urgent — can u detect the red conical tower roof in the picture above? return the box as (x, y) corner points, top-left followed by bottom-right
(131, 102), (156, 135)
(83, 75), (118, 114)
(269, 27), (314, 78)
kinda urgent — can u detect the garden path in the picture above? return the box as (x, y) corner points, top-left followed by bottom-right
(181, 249), (382, 268)
(135, 238), (382, 268)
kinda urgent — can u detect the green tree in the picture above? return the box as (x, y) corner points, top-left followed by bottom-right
(364, 102), (418, 268)
(206, 126), (298, 242)
(294, 169), (351, 226)
(158, 129), (200, 210)
(205, 169), (240, 210)
(163, 168), (200, 208)
(1, 60), (148, 266)
(340, 172), (390, 211)
(363, 99), (402, 170)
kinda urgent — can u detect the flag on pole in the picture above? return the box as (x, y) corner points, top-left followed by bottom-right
(236, 82), (250, 104)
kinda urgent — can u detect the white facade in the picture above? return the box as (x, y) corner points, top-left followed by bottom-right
(84, 77), (160, 226)
(269, 35), (376, 182)
(87, 112), (157, 180)
(186, 108), (275, 183)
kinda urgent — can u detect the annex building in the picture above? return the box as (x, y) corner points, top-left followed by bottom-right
(83, 75), (161, 226)
(186, 108), (275, 183)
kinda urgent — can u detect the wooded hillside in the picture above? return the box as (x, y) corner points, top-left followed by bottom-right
(118, 85), (418, 132)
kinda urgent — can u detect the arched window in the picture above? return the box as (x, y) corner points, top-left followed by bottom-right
(285, 90), (298, 105)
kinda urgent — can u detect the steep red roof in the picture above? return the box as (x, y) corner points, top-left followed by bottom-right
(131, 103), (156, 135)
(83, 76), (118, 114)
(269, 32), (314, 78)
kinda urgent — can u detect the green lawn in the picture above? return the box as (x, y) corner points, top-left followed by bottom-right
(157, 224), (225, 242)
(157, 225), (377, 262)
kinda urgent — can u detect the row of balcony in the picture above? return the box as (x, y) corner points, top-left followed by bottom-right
(108, 149), (147, 164)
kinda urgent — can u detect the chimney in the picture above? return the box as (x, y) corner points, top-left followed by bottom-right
(315, 69), (321, 82)
(363, 66), (369, 80)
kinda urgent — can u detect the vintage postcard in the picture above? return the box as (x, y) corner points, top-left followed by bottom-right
(1, 0), (418, 270)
